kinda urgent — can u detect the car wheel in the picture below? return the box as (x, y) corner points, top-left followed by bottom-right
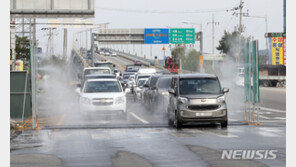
(174, 110), (182, 129)
(167, 109), (173, 126)
(221, 120), (228, 128)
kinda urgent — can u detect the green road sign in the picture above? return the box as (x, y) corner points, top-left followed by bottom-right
(170, 28), (195, 44)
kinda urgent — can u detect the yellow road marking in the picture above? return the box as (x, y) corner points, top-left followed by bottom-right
(96, 54), (125, 70)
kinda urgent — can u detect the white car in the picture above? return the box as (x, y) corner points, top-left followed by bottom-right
(104, 52), (110, 56)
(111, 52), (117, 57)
(79, 78), (127, 119)
(83, 67), (112, 76)
(235, 73), (244, 87)
(134, 78), (148, 102)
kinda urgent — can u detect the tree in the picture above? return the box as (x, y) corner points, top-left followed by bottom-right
(171, 47), (201, 72)
(15, 36), (30, 60)
(216, 30), (245, 60)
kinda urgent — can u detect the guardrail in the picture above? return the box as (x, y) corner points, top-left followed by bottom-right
(107, 49), (165, 70)
(72, 47), (90, 68)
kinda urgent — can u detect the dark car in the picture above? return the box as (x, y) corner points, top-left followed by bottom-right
(143, 75), (162, 110)
(155, 76), (173, 112)
(122, 72), (135, 84)
(134, 60), (142, 66)
(167, 73), (229, 128)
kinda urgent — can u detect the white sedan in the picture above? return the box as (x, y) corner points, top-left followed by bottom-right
(79, 78), (127, 119)
(111, 52), (117, 57)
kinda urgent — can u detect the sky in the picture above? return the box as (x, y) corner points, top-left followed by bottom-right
(36, 0), (284, 60)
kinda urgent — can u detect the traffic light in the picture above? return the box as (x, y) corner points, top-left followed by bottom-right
(196, 32), (202, 41)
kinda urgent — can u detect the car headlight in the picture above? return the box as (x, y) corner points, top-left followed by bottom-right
(81, 97), (91, 104)
(217, 96), (225, 103)
(178, 97), (188, 104)
(161, 91), (169, 96)
(115, 96), (125, 104)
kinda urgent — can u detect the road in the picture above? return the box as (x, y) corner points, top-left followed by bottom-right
(10, 54), (286, 167)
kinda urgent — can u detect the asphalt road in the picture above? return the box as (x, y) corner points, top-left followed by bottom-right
(10, 54), (286, 167)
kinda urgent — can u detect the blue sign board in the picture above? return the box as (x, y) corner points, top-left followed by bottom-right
(144, 28), (169, 44)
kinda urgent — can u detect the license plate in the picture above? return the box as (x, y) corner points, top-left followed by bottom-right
(196, 112), (212, 116)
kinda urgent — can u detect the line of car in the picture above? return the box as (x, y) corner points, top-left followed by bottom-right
(125, 68), (230, 128)
(75, 62), (230, 128)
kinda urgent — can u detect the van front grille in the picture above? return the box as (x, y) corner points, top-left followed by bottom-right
(187, 105), (220, 110)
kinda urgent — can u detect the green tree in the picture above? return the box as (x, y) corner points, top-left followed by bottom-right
(216, 30), (245, 60)
(171, 47), (201, 72)
(183, 49), (200, 72)
(15, 36), (30, 60)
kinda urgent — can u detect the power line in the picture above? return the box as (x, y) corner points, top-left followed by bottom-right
(96, 6), (233, 14)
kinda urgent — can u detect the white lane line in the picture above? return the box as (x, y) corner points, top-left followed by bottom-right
(258, 115), (286, 120)
(129, 112), (149, 124)
(260, 107), (286, 113)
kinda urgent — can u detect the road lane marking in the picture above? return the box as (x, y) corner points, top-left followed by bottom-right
(129, 112), (149, 124)
(258, 115), (286, 120)
(96, 54), (125, 70)
(260, 107), (285, 113)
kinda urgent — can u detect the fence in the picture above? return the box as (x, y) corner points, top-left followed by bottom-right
(10, 71), (32, 119)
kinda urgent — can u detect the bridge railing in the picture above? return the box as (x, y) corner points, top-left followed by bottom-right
(107, 49), (165, 70)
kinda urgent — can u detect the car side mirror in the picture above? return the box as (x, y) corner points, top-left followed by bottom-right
(76, 83), (81, 88)
(168, 88), (175, 95)
(75, 87), (81, 94)
(222, 88), (229, 94)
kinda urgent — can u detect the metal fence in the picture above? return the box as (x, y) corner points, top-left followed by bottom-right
(10, 71), (32, 119)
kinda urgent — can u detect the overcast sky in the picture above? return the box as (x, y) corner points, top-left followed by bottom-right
(36, 0), (284, 59)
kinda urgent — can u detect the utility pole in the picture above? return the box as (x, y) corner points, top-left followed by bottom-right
(63, 28), (67, 61)
(207, 14), (219, 54)
(91, 28), (94, 67)
(42, 27), (57, 57)
(230, 0), (249, 64)
(150, 44), (152, 59)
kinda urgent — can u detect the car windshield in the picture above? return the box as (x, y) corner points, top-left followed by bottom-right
(84, 81), (122, 93)
(157, 77), (172, 90)
(85, 75), (116, 79)
(123, 74), (131, 79)
(138, 76), (150, 79)
(150, 76), (160, 88)
(137, 80), (147, 87)
(84, 69), (110, 75)
(179, 78), (221, 95)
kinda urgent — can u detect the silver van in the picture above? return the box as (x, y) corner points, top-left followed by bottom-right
(167, 73), (229, 128)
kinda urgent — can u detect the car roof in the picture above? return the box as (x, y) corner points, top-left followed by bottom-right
(123, 72), (135, 75)
(178, 73), (217, 79)
(84, 67), (111, 70)
(158, 75), (173, 79)
(86, 78), (118, 82)
(85, 74), (116, 77)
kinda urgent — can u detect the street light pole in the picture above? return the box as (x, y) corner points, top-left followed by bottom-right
(244, 15), (269, 52)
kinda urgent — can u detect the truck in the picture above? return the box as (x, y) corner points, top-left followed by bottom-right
(259, 65), (286, 87)
(235, 65), (286, 87)
(164, 56), (179, 74)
